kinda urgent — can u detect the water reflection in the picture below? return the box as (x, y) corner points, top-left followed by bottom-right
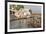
(10, 14), (41, 29)
(10, 17), (33, 29)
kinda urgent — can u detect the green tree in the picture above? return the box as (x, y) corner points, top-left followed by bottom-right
(16, 5), (24, 10)
(10, 5), (16, 10)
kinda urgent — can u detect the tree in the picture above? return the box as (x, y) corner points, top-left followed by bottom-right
(10, 5), (16, 10)
(10, 5), (24, 11)
(10, 5), (24, 14)
(16, 5), (24, 10)
(10, 5), (16, 14)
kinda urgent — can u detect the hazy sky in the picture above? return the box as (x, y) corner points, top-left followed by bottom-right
(24, 5), (41, 13)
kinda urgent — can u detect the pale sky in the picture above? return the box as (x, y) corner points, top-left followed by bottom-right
(24, 5), (41, 13)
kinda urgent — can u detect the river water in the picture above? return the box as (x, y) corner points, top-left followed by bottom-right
(10, 15), (34, 29)
(10, 14), (41, 29)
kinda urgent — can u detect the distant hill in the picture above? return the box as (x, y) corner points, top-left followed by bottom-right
(32, 13), (41, 15)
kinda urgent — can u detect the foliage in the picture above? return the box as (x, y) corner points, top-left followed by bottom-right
(10, 5), (24, 11)
(16, 5), (24, 10)
(10, 5), (16, 10)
